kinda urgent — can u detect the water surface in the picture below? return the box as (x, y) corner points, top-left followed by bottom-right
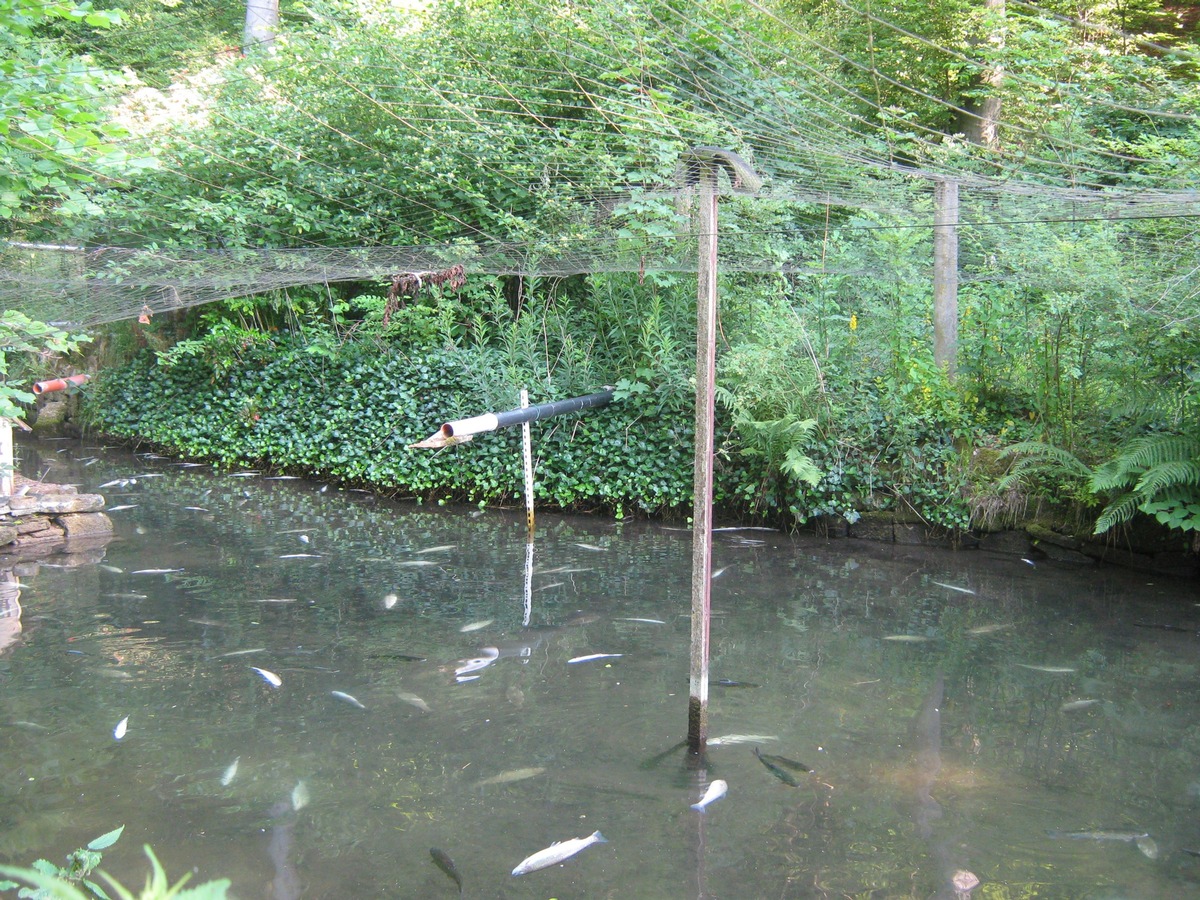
(2, 440), (1199, 898)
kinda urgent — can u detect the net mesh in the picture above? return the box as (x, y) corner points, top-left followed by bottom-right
(2, 0), (1198, 327)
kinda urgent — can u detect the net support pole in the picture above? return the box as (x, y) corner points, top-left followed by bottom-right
(521, 389), (535, 627)
(521, 389), (535, 540)
(0, 419), (12, 497)
(688, 161), (720, 757)
(933, 178), (959, 380)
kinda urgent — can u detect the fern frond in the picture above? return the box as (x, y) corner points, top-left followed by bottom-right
(1134, 460), (1200, 497)
(997, 441), (1092, 477)
(1094, 491), (1143, 534)
(1092, 434), (1200, 491)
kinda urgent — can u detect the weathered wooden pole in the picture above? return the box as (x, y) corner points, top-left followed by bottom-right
(0, 419), (13, 497)
(688, 160), (719, 756)
(521, 389), (535, 627)
(933, 178), (960, 380)
(681, 148), (761, 757)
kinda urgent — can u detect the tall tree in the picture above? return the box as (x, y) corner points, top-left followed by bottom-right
(243, 0), (278, 54)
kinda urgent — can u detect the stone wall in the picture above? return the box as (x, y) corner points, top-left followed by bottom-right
(801, 509), (1197, 578)
(0, 474), (113, 559)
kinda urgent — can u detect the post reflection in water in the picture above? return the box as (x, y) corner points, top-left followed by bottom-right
(0, 438), (1198, 898)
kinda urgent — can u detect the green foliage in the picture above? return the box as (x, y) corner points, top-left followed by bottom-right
(0, 311), (91, 419)
(1092, 434), (1200, 534)
(0, 0), (154, 224)
(0, 824), (228, 900)
(84, 335), (696, 516)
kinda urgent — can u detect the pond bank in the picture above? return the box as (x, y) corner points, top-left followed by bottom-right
(803, 509), (1197, 578)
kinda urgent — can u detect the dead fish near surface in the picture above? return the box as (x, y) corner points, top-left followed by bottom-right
(690, 779), (728, 811)
(1060, 698), (1101, 712)
(278, 553), (321, 559)
(291, 780), (310, 811)
(250, 666), (282, 687)
(884, 634), (932, 643)
(396, 691), (431, 713)
(1016, 664), (1076, 674)
(330, 690), (366, 709)
(476, 767), (546, 787)
(966, 623), (1012, 635)
(429, 848), (463, 895)
(567, 653), (622, 664)
(511, 830), (608, 876)
(931, 581), (975, 595)
(708, 734), (777, 747)
(417, 544), (456, 554)
(131, 568), (182, 575)
(459, 619), (494, 633)
(753, 746), (810, 785)
(220, 757), (240, 786)
(1047, 830), (1159, 859)
(113, 715), (129, 740)
(615, 617), (666, 624)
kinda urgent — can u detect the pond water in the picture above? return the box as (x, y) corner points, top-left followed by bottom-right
(2, 439), (1200, 899)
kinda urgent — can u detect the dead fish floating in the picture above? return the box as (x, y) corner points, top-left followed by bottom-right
(690, 779), (728, 811)
(511, 830), (607, 876)
(250, 666), (282, 687)
(330, 690), (366, 709)
(931, 581), (975, 595)
(475, 766), (546, 787)
(567, 653), (622, 664)
(1046, 829), (1159, 859)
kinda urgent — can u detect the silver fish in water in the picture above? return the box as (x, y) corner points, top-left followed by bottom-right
(250, 666), (282, 687)
(220, 757), (240, 786)
(331, 690), (366, 709)
(690, 779), (728, 810)
(931, 581), (975, 595)
(511, 830), (607, 876)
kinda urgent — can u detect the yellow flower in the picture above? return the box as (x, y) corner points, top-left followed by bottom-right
(849, 314), (858, 331)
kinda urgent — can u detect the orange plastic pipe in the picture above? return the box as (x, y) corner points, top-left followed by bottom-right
(31, 373), (89, 395)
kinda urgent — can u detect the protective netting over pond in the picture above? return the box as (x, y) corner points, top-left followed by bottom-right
(3, 0), (1199, 327)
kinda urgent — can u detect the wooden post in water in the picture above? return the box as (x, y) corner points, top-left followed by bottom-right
(688, 159), (719, 756)
(682, 148), (761, 757)
(521, 389), (535, 627)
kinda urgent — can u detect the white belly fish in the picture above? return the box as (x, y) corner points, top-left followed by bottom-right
(690, 779), (728, 811)
(511, 830), (607, 876)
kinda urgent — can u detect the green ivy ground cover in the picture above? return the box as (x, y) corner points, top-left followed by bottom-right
(84, 343), (699, 519)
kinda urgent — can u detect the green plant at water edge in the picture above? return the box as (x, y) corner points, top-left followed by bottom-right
(0, 311), (91, 420)
(0, 824), (124, 899)
(999, 434), (1200, 536)
(1091, 434), (1200, 535)
(0, 825), (229, 900)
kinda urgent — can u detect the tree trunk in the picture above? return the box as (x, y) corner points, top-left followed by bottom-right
(243, 0), (279, 55)
(956, 0), (1005, 148)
